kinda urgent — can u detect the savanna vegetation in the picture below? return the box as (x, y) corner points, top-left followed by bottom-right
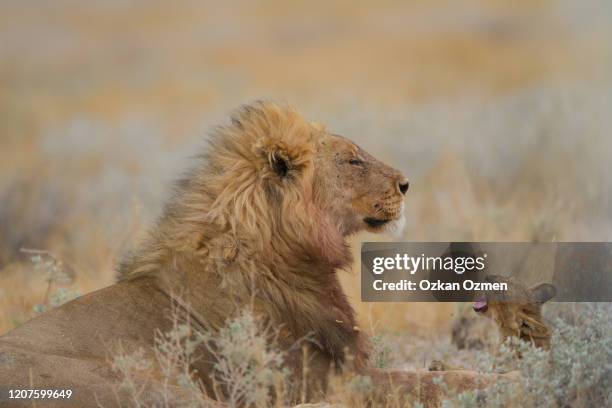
(1, 0), (611, 406)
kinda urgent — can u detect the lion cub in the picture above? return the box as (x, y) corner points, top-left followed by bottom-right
(430, 275), (556, 371)
(471, 275), (556, 350)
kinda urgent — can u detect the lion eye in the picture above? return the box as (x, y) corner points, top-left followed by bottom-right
(348, 158), (364, 166)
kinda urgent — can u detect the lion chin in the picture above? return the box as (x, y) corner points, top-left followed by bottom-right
(387, 213), (407, 239)
(363, 202), (407, 238)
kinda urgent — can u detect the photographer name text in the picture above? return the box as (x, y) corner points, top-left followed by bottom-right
(372, 279), (507, 291)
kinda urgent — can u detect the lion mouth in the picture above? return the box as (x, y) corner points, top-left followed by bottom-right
(364, 217), (391, 228)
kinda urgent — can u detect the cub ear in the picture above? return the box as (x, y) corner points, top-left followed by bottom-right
(531, 283), (557, 304)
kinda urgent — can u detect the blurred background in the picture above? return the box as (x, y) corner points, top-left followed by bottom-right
(1, 0), (611, 364)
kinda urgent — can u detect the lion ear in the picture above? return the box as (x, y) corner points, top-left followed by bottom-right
(257, 138), (312, 179)
(270, 149), (290, 178)
(257, 139), (293, 178)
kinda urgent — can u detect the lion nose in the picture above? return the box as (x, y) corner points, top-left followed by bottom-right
(398, 180), (409, 195)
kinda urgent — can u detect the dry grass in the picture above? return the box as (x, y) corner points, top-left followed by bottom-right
(1, 0), (611, 405)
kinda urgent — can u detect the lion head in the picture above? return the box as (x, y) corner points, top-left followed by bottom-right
(162, 101), (410, 271)
(473, 275), (556, 349)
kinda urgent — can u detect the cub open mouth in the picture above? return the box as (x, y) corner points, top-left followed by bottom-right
(364, 217), (391, 228)
(473, 298), (488, 313)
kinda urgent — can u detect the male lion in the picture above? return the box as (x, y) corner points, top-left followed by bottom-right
(0, 101), (409, 406)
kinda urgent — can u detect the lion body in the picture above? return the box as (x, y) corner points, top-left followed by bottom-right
(0, 278), (172, 406)
(0, 102), (409, 406)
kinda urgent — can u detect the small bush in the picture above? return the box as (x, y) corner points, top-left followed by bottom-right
(112, 307), (291, 408)
(24, 249), (80, 314)
(371, 334), (393, 369)
(202, 310), (291, 408)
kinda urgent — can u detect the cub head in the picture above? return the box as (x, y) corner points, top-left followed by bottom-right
(473, 275), (556, 348)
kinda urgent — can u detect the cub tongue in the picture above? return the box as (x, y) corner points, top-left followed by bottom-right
(473, 299), (488, 312)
